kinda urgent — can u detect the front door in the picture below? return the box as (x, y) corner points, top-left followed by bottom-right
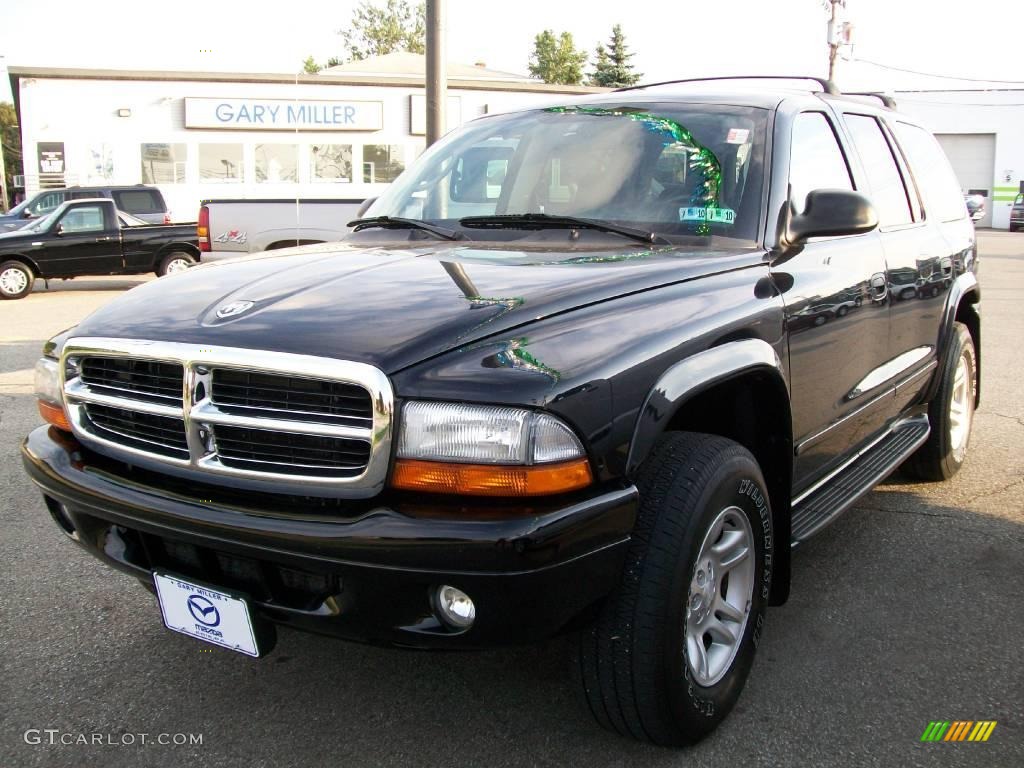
(38, 203), (121, 277)
(774, 111), (893, 491)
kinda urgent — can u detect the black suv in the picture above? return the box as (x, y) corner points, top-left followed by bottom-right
(22, 77), (979, 746)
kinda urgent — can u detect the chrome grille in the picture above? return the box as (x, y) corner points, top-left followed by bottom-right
(85, 404), (189, 460)
(211, 369), (372, 426)
(80, 357), (184, 406)
(61, 338), (394, 498)
(213, 425), (372, 476)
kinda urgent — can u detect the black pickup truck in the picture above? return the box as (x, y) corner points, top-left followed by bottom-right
(0, 198), (199, 299)
(22, 78), (980, 746)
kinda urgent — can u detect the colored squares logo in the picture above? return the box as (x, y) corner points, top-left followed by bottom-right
(921, 721), (997, 742)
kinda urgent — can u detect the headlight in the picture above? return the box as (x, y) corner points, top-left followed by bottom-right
(392, 401), (592, 496)
(34, 356), (72, 431)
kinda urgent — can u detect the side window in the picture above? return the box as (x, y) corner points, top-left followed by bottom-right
(891, 123), (967, 222)
(113, 189), (164, 214)
(789, 112), (853, 214)
(30, 192), (65, 216)
(58, 205), (107, 233)
(844, 114), (913, 228)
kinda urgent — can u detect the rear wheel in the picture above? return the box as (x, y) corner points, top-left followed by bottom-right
(576, 432), (772, 745)
(157, 251), (195, 277)
(905, 322), (977, 481)
(0, 260), (34, 299)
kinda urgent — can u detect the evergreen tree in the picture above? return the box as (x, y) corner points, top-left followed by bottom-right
(528, 30), (588, 85)
(590, 24), (641, 88)
(302, 56), (321, 74)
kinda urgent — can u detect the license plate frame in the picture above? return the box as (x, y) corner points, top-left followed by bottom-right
(153, 571), (261, 657)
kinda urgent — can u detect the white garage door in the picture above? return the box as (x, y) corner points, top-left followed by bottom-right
(935, 133), (996, 228)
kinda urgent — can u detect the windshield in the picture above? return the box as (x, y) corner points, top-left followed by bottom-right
(368, 102), (768, 244)
(21, 208), (62, 233)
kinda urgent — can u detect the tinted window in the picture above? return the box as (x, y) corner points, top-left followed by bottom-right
(844, 114), (913, 228)
(891, 123), (967, 222)
(113, 190), (164, 214)
(789, 112), (853, 214)
(29, 191), (66, 215)
(371, 104), (768, 243)
(59, 205), (106, 233)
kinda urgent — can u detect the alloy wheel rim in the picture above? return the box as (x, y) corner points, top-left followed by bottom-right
(166, 258), (191, 274)
(684, 505), (755, 687)
(0, 267), (28, 295)
(949, 352), (972, 453)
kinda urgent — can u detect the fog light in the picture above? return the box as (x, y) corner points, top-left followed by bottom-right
(435, 585), (475, 629)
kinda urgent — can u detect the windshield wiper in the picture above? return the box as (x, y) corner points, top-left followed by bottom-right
(348, 216), (461, 241)
(459, 214), (669, 245)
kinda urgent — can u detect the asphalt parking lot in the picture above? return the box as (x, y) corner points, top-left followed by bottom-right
(1, 233), (1021, 768)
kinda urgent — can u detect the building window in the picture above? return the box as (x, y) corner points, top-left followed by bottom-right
(86, 144), (115, 183)
(363, 144), (405, 184)
(255, 144), (298, 183)
(199, 144), (243, 182)
(141, 143), (187, 184)
(311, 144), (353, 182)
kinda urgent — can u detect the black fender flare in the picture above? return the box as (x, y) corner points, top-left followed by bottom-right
(925, 271), (980, 406)
(625, 338), (792, 605)
(0, 252), (44, 277)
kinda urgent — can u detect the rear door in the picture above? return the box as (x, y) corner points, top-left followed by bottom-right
(39, 202), (122, 276)
(774, 110), (893, 489)
(884, 121), (975, 413)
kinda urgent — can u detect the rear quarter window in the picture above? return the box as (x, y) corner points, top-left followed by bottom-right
(891, 123), (967, 223)
(113, 189), (165, 214)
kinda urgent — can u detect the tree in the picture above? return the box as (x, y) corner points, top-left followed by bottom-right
(340, 0), (425, 62)
(589, 24), (641, 88)
(528, 30), (588, 85)
(302, 56), (322, 74)
(325, 57), (343, 68)
(0, 103), (22, 205)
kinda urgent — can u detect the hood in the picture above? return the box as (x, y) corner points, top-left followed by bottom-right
(71, 241), (764, 373)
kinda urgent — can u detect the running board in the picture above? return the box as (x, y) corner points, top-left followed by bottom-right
(790, 416), (930, 545)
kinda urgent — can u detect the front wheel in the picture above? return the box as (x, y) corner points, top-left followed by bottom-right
(0, 260), (35, 300)
(905, 322), (977, 481)
(576, 432), (772, 745)
(157, 251), (195, 277)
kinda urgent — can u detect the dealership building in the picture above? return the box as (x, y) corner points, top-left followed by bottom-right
(7, 62), (1024, 229)
(7, 55), (598, 221)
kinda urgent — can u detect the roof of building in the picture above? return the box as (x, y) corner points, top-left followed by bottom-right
(320, 52), (533, 83)
(6, 63), (603, 96)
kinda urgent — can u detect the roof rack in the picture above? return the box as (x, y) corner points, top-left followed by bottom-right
(615, 75), (840, 95)
(842, 91), (898, 109)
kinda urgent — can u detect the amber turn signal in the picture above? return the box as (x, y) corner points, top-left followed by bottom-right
(38, 400), (73, 432)
(391, 458), (593, 497)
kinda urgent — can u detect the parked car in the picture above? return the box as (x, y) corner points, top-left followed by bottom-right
(1011, 192), (1023, 232)
(0, 185), (171, 232)
(22, 77), (979, 746)
(198, 198), (364, 255)
(0, 198), (199, 298)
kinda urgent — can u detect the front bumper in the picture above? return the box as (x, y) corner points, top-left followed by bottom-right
(21, 426), (636, 650)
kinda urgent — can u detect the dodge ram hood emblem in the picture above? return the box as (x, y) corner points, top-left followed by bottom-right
(216, 300), (255, 319)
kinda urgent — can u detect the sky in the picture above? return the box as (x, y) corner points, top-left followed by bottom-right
(1, 0), (1022, 103)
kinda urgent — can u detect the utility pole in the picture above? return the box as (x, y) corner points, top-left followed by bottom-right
(425, 0), (446, 147)
(825, 0), (851, 84)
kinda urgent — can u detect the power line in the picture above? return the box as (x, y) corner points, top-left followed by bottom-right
(852, 58), (1024, 84)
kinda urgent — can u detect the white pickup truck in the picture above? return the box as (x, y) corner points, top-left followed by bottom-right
(198, 198), (365, 255)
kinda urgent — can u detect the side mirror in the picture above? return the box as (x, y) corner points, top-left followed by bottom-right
(785, 189), (878, 245)
(22, 210), (33, 219)
(54, 224), (65, 236)
(355, 197), (377, 218)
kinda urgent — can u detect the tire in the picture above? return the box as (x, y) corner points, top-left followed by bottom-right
(837, 305), (848, 317)
(157, 251), (195, 277)
(0, 260), (35, 300)
(576, 432), (772, 745)
(905, 322), (977, 481)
